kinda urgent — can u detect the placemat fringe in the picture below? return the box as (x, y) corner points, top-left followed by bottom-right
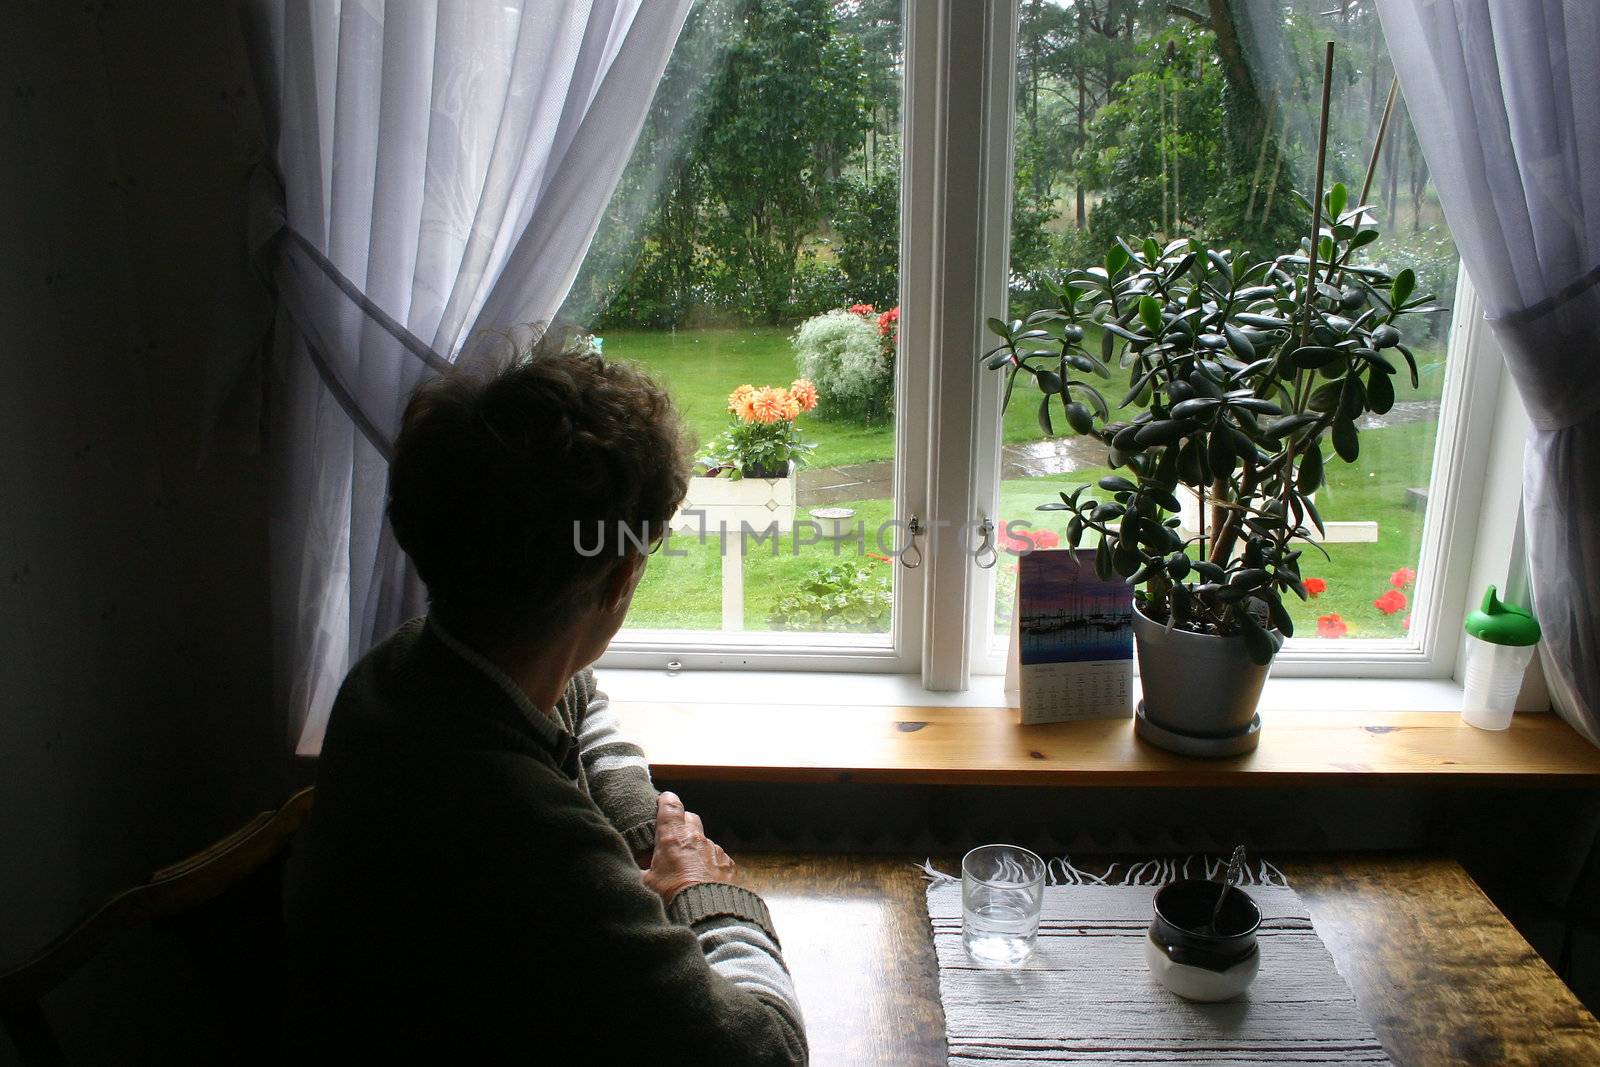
(921, 854), (1288, 888)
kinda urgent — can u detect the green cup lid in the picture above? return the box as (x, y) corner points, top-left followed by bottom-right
(1464, 586), (1541, 646)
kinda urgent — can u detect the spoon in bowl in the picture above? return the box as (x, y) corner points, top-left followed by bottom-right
(1207, 846), (1247, 935)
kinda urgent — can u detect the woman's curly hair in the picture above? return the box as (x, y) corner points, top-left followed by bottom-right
(387, 325), (690, 644)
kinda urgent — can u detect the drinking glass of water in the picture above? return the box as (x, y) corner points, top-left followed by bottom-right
(961, 844), (1046, 966)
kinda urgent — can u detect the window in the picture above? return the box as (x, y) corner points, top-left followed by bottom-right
(562, 0), (915, 670)
(970, 1), (1485, 680)
(573, 0), (1506, 687)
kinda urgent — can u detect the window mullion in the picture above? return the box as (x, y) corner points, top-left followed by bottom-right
(911, 0), (1016, 691)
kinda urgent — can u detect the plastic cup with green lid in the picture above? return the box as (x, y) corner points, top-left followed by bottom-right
(1461, 586), (1541, 731)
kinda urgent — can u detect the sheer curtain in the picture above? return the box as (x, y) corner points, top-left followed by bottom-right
(241, 1), (691, 752)
(1379, 1), (1600, 743)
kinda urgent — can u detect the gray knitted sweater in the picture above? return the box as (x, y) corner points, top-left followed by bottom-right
(283, 617), (807, 1063)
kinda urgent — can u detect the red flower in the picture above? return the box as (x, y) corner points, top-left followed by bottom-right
(1373, 589), (1407, 615)
(998, 522), (1060, 555)
(1317, 613), (1349, 638)
(876, 306), (900, 336)
(1389, 567), (1416, 589)
(847, 303), (876, 316)
(1304, 577), (1327, 598)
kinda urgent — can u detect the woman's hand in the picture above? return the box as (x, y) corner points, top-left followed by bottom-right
(641, 792), (738, 902)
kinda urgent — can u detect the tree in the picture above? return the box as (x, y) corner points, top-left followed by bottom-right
(696, 0), (869, 323)
(833, 161), (900, 308)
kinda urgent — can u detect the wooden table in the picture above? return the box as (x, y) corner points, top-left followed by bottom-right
(738, 853), (1600, 1066)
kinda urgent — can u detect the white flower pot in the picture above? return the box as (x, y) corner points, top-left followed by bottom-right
(672, 461), (797, 534)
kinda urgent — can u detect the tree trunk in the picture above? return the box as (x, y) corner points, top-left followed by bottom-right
(1406, 129), (1428, 232)
(1160, 76), (1169, 235)
(1076, 66), (1087, 228)
(1382, 113), (1401, 223)
(1206, 0), (1257, 114)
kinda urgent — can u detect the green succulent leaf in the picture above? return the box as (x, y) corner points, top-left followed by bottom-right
(1391, 268), (1416, 308)
(1327, 182), (1348, 221)
(1331, 418), (1360, 462)
(1290, 346), (1344, 369)
(1139, 295), (1164, 335)
(1107, 244), (1131, 277)
(1297, 446), (1324, 493)
(1263, 413), (1319, 441)
(1222, 323), (1256, 360)
(1065, 401), (1094, 435)
(1367, 366), (1395, 414)
(1239, 610), (1280, 666)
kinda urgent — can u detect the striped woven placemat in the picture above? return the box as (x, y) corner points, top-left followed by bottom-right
(925, 859), (1391, 1065)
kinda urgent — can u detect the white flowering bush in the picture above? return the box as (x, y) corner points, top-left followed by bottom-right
(791, 309), (893, 419)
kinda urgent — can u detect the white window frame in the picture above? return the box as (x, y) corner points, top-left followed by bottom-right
(597, 0), (943, 677)
(953, 0), (1509, 682)
(599, 0), (1522, 693)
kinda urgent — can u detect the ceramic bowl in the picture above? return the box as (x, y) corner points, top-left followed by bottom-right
(1145, 879), (1262, 1002)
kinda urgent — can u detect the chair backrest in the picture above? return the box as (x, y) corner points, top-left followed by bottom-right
(0, 788), (315, 1066)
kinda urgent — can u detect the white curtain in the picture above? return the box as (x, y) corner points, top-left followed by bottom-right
(241, 1), (691, 752)
(1379, 1), (1600, 743)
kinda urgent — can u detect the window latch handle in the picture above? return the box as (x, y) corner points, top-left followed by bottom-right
(974, 517), (997, 570)
(901, 516), (924, 569)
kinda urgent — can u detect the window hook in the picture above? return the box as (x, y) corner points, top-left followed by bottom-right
(901, 515), (924, 570)
(974, 517), (998, 570)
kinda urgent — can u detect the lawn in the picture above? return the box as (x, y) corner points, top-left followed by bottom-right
(610, 325), (1445, 641)
(600, 325), (1448, 471)
(990, 420), (1440, 640)
(598, 327), (893, 468)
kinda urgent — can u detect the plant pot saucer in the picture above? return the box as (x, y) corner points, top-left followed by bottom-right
(1135, 701), (1261, 758)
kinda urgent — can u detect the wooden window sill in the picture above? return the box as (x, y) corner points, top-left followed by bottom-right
(610, 703), (1600, 788)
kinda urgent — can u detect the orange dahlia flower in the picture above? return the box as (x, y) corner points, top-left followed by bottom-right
(728, 384), (756, 413)
(749, 386), (790, 424)
(790, 378), (818, 412)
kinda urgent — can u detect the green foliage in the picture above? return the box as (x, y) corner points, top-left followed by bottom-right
(982, 182), (1443, 662)
(788, 254), (853, 319)
(574, 0), (876, 328)
(833, 160), (901, 309)
(1364, 224), (1459, 343)
(697, 416), (817, 480)
(792, 309), (894, 420)
(1076, 28), (1301, 252)
(687, 0), (869, 323)
(768, 560), (893, 632)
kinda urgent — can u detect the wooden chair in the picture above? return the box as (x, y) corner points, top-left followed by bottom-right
(0, 788), (315, 1065)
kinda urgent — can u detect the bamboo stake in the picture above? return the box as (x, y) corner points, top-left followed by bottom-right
(1301, 41), (1336, 349)
(1333, 75), (1399, 289)
(1358, 77), (1399, 213)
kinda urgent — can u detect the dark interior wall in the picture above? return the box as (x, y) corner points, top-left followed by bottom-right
(1, 2), (284, 1058)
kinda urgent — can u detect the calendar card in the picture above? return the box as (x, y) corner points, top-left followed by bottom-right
(1011, 548), (1134, 725)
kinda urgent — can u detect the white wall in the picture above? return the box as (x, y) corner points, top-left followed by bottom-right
(1, 3), (287, 1056)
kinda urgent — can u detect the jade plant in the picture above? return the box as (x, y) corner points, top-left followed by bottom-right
(982, 181), (1439, 663)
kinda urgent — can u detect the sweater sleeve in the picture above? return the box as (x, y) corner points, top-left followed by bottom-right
(489, 760), (808, 1065)
(570, 668), (659, 855)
